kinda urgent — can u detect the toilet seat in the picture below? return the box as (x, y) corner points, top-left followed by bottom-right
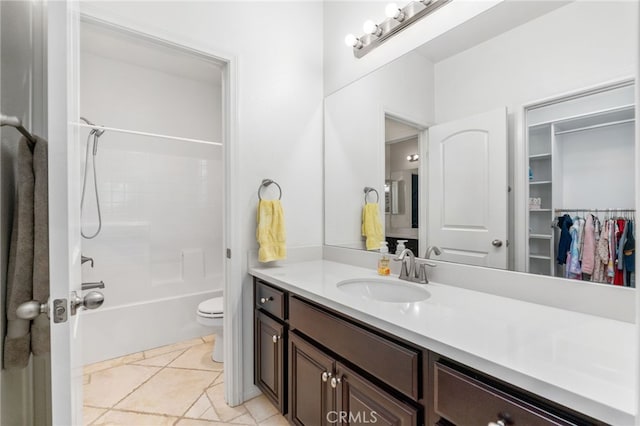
(198, 297), (224, 319)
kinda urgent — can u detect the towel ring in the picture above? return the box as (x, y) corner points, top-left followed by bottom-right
(258, 179), (282, 200)
(363, 187), (379, 203)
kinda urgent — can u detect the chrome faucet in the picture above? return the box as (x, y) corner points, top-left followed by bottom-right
(424, 245), (442, 259)
(394, 248), (436, 284)
(81, 255), (94, 268)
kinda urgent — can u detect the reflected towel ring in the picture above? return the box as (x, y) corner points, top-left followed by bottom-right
(258, 179), (282, 200)
(363, 187), (379, 203)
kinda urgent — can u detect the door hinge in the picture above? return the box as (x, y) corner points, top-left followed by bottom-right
(226, 248), (231, 259)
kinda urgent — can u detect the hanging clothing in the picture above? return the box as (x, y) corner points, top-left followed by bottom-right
(568, 224), (582, 277)
(556, 214), (573, 265)
(614, 219), (626, 285)
(623, 220), (635, 273)
(608, 220), (617, 283)
(593, 219), (609, 283)
(581, 215), (596, 275)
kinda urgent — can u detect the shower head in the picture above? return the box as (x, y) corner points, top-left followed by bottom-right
(80, 116), (105, 137)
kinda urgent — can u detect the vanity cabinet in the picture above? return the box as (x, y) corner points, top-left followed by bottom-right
(254, 279), (288, 413)
(253, 277), (605, 426)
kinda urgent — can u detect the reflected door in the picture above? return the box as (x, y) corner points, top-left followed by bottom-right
(427, 107), (508, 268)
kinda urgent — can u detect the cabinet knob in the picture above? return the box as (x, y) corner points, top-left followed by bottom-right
(488, 422), (506, 426)
(260, 296), (273, 304)
(330, 376), (342, 389)
(272, 335), (280, 343)
(321, 371), (332, 382)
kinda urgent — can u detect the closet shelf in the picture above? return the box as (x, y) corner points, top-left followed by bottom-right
(529, 234), (552, 240)
(529, 208), (552, 212)
(529, 254), (552, 260)
(529, 180), (552, 185)
(529, 153), (551, 160)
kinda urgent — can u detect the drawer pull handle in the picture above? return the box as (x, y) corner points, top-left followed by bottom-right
(260, 296), (273, 304)
(321, 371), (332, 382)
(330, 376), (342, 389)
(272, 335), (280, 343)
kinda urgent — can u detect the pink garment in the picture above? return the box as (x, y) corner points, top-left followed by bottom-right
(581, 215), (596, 274)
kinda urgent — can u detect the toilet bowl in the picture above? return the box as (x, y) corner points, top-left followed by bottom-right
(196, 297), (224, 362)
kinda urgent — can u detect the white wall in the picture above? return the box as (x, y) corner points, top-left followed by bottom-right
(325, 51), (433, 248)
(79, 0), (324, 401)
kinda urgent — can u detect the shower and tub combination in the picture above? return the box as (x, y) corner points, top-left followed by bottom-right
(78, 19), (226, 365)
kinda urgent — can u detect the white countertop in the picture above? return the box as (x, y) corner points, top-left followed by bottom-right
(250, 259), (636, 425)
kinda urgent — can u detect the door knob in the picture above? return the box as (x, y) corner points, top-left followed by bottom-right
(16, 300), (49, 320)
(491, 239), (503, 247)
(70, 291), (104, 315)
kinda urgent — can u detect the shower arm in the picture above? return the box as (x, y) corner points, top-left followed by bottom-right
(80, 116), (105, 137)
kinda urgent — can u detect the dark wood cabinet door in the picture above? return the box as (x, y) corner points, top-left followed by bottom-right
(289, 331), (336, 426)
(255, 310), (285, 413)
(335, 362), (419, 426)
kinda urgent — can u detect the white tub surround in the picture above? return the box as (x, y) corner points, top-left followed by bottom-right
(250, 260), (635, 425)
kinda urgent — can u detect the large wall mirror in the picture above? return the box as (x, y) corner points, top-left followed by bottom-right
(324, 1), (637, 287)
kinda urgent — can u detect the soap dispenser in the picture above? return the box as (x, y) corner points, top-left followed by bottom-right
(378, 242), (390, 276)
(396, 240), (408, 255)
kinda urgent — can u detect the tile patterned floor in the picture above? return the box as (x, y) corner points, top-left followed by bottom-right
(83, 336), (288, 426)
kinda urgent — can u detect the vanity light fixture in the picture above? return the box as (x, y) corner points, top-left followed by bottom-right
(346, 0), (451, 58)
(407, 154), (420, 162)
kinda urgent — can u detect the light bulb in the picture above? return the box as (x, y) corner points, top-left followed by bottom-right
(344, 33), (357, 47)
(385, 2), (405, 21)
(385, 2), (400, 18)
(406, 155), (412, 161)
(363, 20), (377, 34)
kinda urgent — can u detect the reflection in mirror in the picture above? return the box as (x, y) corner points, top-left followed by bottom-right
(385, 116), (421, 254)
(324, 1), (637, 288)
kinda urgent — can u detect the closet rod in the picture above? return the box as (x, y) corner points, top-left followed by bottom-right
(555, 208), (635, 212)
(74, 122), (223, 146)
(554, 118), (635, 135)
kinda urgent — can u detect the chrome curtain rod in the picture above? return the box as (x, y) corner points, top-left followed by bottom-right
(1, 113), (36, 150)
(74, 122), (223, 146)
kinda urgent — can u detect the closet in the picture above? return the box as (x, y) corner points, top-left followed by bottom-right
(526, 81), (635, 286)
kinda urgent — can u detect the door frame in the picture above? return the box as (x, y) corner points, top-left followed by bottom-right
(50, 8), (243, 423)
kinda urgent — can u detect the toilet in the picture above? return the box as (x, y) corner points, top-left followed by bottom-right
(196, 296), (224, 362)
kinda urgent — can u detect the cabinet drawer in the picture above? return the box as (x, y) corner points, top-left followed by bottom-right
(255, 279), (286, 320)
(289, 296), (420, 401)
(434, 363), (571, 426)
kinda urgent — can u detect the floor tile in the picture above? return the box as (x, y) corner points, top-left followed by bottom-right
(244, 395), (278, 423)
(132, 349), (186, 367)
(213, 371), (224, 385)
(83, 406), (106, 425)
(229, 413), (258, 425)
(83, 352), (145, 375)
(169, 342), (223, 372)
(175, 419), (230, 426)
(91, 409), (177, 425)
(206, 383), (248, 422)
(201, 334), (215, 343)
(115, 367), (217, 416)
(84, 364), (160, 408)
(184, 392), (220, 420)
(143, 338), (204, 359)
(259, 414), (290, 426)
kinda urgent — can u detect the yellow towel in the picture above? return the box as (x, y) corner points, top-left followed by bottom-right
(257, 200), (287, 262)
(361, 202), (383, 251)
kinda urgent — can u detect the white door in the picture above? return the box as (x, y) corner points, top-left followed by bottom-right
(48, 3), (84, 424)
(427, 107), (508, 269)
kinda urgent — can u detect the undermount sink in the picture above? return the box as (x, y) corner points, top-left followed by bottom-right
(336, 278), (430, 303)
